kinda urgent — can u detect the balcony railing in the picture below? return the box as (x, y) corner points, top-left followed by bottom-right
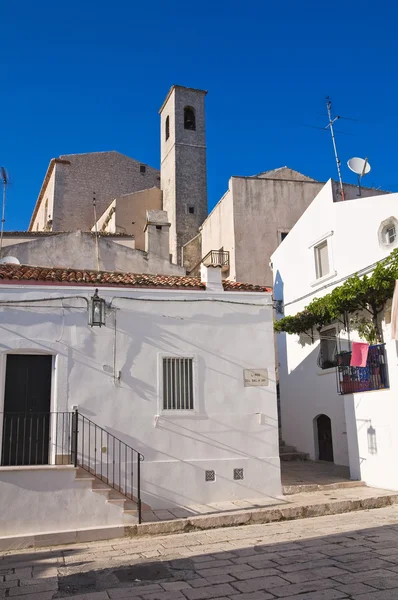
(336, 343), (389, 395)
(189, 250), (230, 277)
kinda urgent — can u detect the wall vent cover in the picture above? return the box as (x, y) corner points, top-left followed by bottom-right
(205, 470), (215, 482)
(234, 468), (244, 480)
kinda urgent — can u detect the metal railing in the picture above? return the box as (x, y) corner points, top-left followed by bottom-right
(337, 343), (389, 395)
(75, 412), (143, 521)
(0, 410), (144, 523)
(1, 411), (73, 467)
(188, 250), (230, 277)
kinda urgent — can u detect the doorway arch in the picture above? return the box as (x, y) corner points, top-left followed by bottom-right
(315, 414), (334, 462)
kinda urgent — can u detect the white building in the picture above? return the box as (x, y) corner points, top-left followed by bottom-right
(0, 262), (280, 543)
(271, 180), (398, 490)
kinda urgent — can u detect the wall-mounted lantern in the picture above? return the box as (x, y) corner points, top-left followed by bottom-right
(89, 289), (106, 327)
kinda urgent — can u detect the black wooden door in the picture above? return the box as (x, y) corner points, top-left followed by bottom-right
(2, 355), (52, 466)
(317, 414), (334, 462)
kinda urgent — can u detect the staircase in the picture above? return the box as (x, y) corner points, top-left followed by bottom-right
(279, 440), (309, 461)
(74, 467), (141, 521)
(72, 411), (145, 523)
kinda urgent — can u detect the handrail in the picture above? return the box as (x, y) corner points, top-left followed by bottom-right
(0, 410), (144, 524)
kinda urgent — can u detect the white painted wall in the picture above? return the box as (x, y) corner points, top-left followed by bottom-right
(0, 280), (280, 513)
(0, 466), (136, 536)
(272, 181), (398, 485)
(201, 187), (236, 280)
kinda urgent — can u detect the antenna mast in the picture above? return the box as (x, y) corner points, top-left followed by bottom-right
(0, 168), (9, 257)
(325, 97), (345, 200)
(93, 192), (100, 272)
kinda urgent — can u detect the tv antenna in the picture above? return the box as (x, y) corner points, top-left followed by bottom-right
(325, 98), (345, 200)
(0, 167), (9, 257)
(347, 157), (371, 197)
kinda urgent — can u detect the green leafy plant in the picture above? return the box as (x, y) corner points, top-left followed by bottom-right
(275, 248), (398, 344)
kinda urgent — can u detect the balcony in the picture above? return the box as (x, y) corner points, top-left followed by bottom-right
(336, 344), (389, 395)
(189, 250), (230, 277)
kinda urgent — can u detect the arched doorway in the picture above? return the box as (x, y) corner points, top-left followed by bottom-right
(316, 414), (334, 462)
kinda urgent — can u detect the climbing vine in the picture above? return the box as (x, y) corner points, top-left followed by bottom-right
(274, 248), (398, 344)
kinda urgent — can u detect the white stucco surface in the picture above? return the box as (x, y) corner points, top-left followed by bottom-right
(0, 467), (135, 536)
(272, 181), (398, 487)
(0, 278), (280, 520)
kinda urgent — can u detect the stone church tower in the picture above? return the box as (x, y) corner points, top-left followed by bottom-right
(159, 85), (208, 264)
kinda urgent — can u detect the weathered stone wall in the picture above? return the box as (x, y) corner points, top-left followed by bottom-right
(1, 231), (185, 275)
(160, 86), (208, 264)
(35, 152), (160, 232)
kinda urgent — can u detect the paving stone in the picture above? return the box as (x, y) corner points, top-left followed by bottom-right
(277, 590), (348, 600)
(140, 592), (185, 600)
(277, 558), (338, 573)
(107, 585), (163, 598)
(335, 582), (376, 595)
(160, 582), (192, 591)
(281, 566), (348, 584)
(351, 591), (398, 599)
(229, 593), (276, 600)
(189, 574), (236, 586)
(8, 579), (58, 596)
(19, 576), (58, 587)
(229, 574), (289, 593)
(333, 569), (397, 584)
(61, 594), (110, 600)
(0, 579), (18, 588)
(233, 567), (284, 579)
(271, 578), (340, 597)
(361, 575), (398, 590)
(6, 593), (55, 600)
(342, 558), (396, 573)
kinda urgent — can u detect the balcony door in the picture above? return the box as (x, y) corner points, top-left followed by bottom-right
(1, 354), (52, 466)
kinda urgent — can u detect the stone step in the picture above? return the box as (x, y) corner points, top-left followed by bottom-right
(279, 445), (296, 454)
(280, 451), (309, 461)
(283, 480), (366, 495)
(134, 487), (398, 538)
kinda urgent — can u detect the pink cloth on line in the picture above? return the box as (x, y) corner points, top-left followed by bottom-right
(350, 342), (369, 367)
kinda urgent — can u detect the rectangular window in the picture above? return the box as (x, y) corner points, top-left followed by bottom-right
(386, 225), (396, 244)
(314, 241), (329, 279)
(163, 357), (194, 410)
(318, 328), (337, 370)
(140, 165), (146, 174)
(188, 206), (195, 214)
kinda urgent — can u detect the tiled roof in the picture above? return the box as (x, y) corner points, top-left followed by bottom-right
(0, 265), (271, 292)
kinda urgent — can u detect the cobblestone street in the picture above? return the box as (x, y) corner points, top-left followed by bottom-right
(4, 506), (398, 599)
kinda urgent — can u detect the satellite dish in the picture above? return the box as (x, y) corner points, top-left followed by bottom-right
(347, 157), (371, 196)
(347, 157), (371, 176)
(0, 256), (20, 265)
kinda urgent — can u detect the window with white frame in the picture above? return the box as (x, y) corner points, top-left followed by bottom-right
(163, 357), (194, 410)
(378, 217), (398, 249)
(318, 327), (337, 370)
(314, 240), (330, 279)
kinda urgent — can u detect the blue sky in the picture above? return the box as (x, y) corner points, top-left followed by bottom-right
(1, 0), (397, 230)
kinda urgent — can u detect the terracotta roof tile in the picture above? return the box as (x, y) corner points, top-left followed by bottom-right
(0, 265), (271, 292)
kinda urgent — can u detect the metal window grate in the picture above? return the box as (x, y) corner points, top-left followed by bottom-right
(163, 357), (194, 410)
(234, 468), (244, 480)
(205, 470), (215, 482)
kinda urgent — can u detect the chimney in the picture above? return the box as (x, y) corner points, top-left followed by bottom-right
(144, 210), (171, 261)
(200, 262), (223, 292)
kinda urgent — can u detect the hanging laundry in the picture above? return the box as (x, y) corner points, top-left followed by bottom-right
(350, 341), (369, 367)
(391, 280), (398, 339)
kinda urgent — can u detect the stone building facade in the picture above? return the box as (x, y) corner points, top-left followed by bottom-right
(160, 86), (208, 264)
(29, 151), (160, 233)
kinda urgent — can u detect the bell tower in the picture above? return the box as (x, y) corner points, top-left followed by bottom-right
(159, 85), (208, 264)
